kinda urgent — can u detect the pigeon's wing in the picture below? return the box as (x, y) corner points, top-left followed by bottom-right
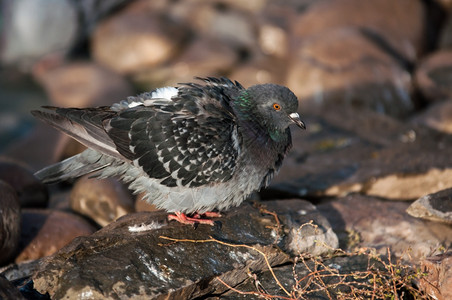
(31, 106), (123, 159)
(105, 97), (240, 188)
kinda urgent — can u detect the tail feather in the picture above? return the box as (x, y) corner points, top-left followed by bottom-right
(34, 152), (110, 184)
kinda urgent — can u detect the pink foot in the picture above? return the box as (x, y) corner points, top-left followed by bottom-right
(167, 211), (221, 226)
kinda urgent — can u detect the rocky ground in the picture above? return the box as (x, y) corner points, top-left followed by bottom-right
(1, 0), (452, 299)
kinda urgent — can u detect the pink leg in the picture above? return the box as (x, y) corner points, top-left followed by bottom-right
(167, 211), (218, 226)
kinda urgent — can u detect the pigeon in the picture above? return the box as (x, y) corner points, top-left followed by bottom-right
(32, 77), (305, 225)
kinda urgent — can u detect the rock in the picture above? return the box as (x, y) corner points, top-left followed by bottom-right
(287, 28), (414, 117)
(92, 0), (189, 74)
(229, 56), (287, 88)
(317, 194), (452, 259)
(407, 188), (452, 224)
(70, 176), (134, 227)
(258, 23), (289, 58)
(0, 259), (40, 282)
(0, 181), (21, 266)
(134, 193), (160, 212)
(439, 14), (452, 49)
(411, 99), (452, 134)
(419, 252), (452, 300)
(271, 106), (452, 201)
(415, 50), (452, 102)
(32, 200), (337, 299)
(16, 209), (96, 263)
(0, 159), (47, 207)
(0, 0), (77, 69)
(33, 61), (134, 108)
(133, 36), (238, 88)
(0, 274), (25, 300)
(291, 0), (425, 62)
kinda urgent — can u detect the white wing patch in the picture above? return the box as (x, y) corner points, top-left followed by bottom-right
(151, 87), (179, 100)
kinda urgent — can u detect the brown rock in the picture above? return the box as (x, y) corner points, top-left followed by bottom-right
(0, 159), (47, 207)
(415, 50), (452, 102)
(134, 192), (160, 212)
(411, 99), (452, 134)
(34, 61), (134, 107)
(70, 176), (134, 227)
(291, 0), (425, 62)
(16, 209), (96, 263)
(229, 55), (287, 87)
(419, 252), (452, 300)
(439, 14), (452, 49)
(133, 36), (238, 88)
(287, 28), (414, 117)
(407, 188), (452, 224)
(92, 0), (189, 74)
(0, 181), (21, 265)
(317, 194), (452, 260)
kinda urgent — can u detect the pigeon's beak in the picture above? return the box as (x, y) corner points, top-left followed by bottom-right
(289, 112), (306, 129)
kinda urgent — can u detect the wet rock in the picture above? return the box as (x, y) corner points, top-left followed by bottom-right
(419, 252), (452, 300)
(34, 61), (134, 108)
(0, 159), (47, 207)
(272, 107), (452, 201)
(415, 50), (452, 102)
(407, 188), (452, 224)
(33, 200), (337, 299)
(411, 99), (452, 134)
(317, 194), (452, 259)
(92, 0), (189, 74)
(287, 28), (413, 117)
(70, 176), (134, 227)
(16, 209), (96, 263)
(0, 274), (25, 300)
(0, 181), (21, 266)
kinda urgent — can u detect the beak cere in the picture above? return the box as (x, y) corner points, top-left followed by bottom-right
(289, 112), (306, 129)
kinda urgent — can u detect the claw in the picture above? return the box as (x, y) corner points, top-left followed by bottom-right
(168, 211), (219, 226)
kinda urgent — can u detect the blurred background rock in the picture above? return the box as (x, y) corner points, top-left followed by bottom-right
(1, 1), (452, 297)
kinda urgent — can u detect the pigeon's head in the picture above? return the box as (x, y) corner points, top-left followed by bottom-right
(235, 84), (305, 140)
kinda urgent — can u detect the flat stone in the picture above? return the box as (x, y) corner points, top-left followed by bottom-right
(70, 176), (134, 227)
(317, 194), (452, 260)
(0, 181), (21, 266)
(32, 200), (337, 299)
(271, 107), (452, 201)
(411, 99), (452, 134)
(419, 252), (452, 300)
(407, 187), (452, 224)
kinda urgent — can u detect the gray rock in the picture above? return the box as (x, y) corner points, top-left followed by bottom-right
(407, 188), (452, 224)
(33, 200), (337, 299)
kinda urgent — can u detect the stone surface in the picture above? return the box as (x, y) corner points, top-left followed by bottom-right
(0, 159), (48, 207)
(415, 50), (452, 102)
(33, 200), (337, 299)
(34, 61), (134, 108)
(419, 252), (452, 300)
(92, 0), (189, 74)
(291, 0), (425, 62)
(411, 99), (452, 134)
(0, 181), (21, 266)
(70, 176), (134, 227)
(16, 209), (96, 263)
(0, 274), (26, 300)
(407, 187), (452, 224)
(271, 107), (452, 201)
(287, 28), (414, 117)
(317, 194), (452, 259)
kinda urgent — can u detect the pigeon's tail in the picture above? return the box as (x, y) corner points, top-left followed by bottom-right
(34, 152), (110, 184)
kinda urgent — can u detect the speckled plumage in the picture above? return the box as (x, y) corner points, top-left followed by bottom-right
(32, 77), (305, 215)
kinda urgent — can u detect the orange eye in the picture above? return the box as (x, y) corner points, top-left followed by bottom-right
(273, 103), (281, 111)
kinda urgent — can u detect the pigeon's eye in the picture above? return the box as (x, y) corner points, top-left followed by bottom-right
(273, 103), (281, 111)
